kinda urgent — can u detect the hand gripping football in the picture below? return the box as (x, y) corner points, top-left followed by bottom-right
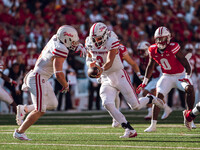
(87, 67), (100, 78)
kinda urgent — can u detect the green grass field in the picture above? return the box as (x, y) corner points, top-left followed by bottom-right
(0, 110), (200, 150)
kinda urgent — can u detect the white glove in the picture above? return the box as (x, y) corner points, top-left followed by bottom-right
(76, 43), (87, 57)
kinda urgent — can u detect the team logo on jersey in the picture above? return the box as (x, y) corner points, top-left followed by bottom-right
(63, 32), (73, 37)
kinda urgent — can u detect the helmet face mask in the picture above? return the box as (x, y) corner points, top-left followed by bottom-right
(57, 25), (79, 51)
(154, 27), (171, 50)
(89, 22), (108, 48)
(155, 36), (168, 50)
(137, 41), (150, 58)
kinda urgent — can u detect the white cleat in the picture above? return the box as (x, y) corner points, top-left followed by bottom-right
(191, 121), (196, 129)
(144, 125), (156, 132)
(112, 119), (120, 128)
(183, 110), (192, 130)
(13, 129), (31, 141)
(16, 105), (26, 126)
(161, 105), (172, 120)
(147, 94), (164, 109)
(120, 129), (137, 138)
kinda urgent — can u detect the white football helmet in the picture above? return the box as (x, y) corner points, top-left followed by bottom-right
(195, 42), (200, 55)
(154, 26), (171, 50)
(137, 41), (150, 58)
(184, 43), (194, 53)
(57, 25), (79, 51)
(89, 22), (109, 48)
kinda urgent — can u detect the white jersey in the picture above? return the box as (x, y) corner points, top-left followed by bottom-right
(85, 31), (123, 75)
(33, 35), (69, 79)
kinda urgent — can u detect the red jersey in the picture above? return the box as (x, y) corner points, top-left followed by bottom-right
(149, 42), (184, 74)
(119, 44), (128, 62)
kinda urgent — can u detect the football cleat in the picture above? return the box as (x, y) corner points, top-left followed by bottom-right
(120, 129), (137, 138)
(147, 94), (164, 109)
(13, 129), (31, 141)
(191, 121), (196, 129)
(144, 125), (156, 132)
(183, 110), (192, 130)
(161, 105), (172, 119)
(16, 105), (26, 126)
(112, 119), (120, 128)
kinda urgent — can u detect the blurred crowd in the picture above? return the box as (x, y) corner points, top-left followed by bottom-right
(1, 0), (200, 112)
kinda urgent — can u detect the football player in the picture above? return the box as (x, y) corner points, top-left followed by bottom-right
(13, 25), (85, 140)
(137, 41), (173, 120)
(136, 26), (195, 131)
(85, 22), (165, 138)
(0, 47), (17, 114)
(112, 43), (144, 128)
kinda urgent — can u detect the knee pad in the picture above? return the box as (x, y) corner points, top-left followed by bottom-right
(185, 85), (194, 94)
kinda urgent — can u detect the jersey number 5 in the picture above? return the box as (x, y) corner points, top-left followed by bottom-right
(160, 58), (171, 70)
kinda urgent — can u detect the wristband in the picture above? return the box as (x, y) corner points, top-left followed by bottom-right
(142, 77), (149, 85)
(54, 71), (63, 74)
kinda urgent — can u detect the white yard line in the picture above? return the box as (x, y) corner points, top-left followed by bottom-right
(0, 132), (199, 136)
(0, 143), (200, 149)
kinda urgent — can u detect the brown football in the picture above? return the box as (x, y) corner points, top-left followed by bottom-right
(87, 67), (99, 78)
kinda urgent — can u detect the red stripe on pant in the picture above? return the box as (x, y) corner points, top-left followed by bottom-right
(122, 69), (140, 104)
(38, 74), (42, 112)
(35, 73), (39, 111)
(35, 73), (42, 112)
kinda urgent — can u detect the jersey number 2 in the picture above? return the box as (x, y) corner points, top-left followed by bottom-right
(96, 56), (104, 67)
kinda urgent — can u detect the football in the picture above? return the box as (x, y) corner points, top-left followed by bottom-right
(87, 67), (100, 78)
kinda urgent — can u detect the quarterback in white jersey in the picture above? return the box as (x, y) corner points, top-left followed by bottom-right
(86, 22), (164, 138)
(13, 25), (84, 141)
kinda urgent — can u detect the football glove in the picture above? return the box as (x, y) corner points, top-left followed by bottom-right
(10, 79), (17, 87)
(136, 84), (146, 94)
(75, 43), (87, 57)
(60, 82), (70, 93)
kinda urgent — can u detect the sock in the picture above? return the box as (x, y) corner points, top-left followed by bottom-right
(121, 122), (134, 130)
(192, 107), (200, 116)
(151, 120), (157, 126)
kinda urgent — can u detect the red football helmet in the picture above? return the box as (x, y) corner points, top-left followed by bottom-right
(154, 26), (171, 50)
